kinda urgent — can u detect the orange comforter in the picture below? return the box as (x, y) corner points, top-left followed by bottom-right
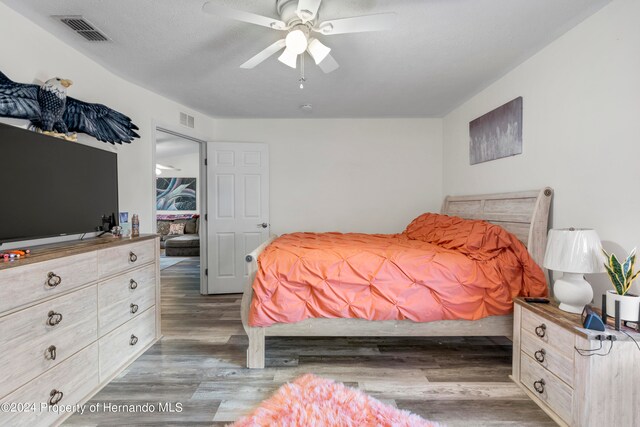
(249, 213), (547, 327)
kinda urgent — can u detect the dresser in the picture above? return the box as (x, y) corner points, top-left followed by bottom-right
(512, 298), (640, 426)
(0, 235), (161, 427)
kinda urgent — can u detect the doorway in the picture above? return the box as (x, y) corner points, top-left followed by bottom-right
(153, 127), (207, 294)
(152, 130), (271, 295)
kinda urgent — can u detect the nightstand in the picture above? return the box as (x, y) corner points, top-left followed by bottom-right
(511, 298), (640, 426)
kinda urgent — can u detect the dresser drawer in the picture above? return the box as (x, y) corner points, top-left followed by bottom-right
(0, 342), (99, 427)
(98, 264), (156, 336)
(98, 240), (156, 278)
(520, 352), (573, 424)
(521, 308), (574, 358)
(0, 252), (98, 314)
(521, 329), (574, 387)
(0, 286), (98, 399)
(99, 306), (156, 381)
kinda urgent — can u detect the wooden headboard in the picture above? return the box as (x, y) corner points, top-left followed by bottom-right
(441, 188), (553, 267)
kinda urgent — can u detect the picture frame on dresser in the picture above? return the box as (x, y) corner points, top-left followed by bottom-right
(0, 235), (162, 427)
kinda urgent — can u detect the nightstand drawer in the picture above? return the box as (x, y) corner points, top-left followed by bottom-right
(521, 329), (574, 387)
(520, 352), (573, 424)
(522, 308), (574, 358)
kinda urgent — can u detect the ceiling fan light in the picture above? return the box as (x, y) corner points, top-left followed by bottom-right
(285, 29), (308, 54)
(278, 47), (298, 68)
(307, 38), (331, 65)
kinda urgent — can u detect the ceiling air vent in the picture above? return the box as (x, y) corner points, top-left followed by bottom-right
(180, 112), (195, 129)
(54, 15), (109, 42)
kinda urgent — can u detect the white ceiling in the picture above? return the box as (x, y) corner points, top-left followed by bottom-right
(156, 131), (200, 160)
(3, 0), (610, 118)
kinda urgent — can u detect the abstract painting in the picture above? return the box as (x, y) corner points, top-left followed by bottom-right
(156, 178), (197, 211)
(469, 97), (523, 165)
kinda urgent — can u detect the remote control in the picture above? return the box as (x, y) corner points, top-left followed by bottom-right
(524, 297), (550, 304)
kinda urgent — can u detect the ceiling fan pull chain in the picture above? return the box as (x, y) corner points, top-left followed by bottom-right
(299, 53), (306, 89)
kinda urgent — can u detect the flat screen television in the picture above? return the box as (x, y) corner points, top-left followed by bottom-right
(0, 122), (118, 244)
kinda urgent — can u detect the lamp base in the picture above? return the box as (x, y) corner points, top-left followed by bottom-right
(553, 272), (593, 314)
(558, 302), (587, 314)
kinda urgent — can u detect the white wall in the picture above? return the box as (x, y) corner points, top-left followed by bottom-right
(156, 151), (200, 215)
(214, 119), (443, 235)
(0, 2), (214, 237)
(442, 0), (640, 297)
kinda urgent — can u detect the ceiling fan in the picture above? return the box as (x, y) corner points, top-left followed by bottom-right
(202, 0), (397, 73)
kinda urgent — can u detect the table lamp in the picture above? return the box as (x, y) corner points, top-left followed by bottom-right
(543, 228), (605, 313)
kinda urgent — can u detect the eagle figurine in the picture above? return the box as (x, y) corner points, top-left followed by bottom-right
(0, 70), (139, 144)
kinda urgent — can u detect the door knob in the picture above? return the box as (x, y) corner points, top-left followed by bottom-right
(257, 223), (268, 229)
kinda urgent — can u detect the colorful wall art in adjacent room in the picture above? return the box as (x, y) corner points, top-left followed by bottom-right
(156, 177), (197, 211)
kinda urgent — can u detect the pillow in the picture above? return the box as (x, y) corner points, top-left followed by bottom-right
(183, 218), (197, 234)
(404, 213), (512, 260)
(157, 220), (171, 236)
(168, 223), (186, 235)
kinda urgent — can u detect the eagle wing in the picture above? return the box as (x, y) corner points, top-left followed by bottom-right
(64, 97), (140, 145)
(0, 71), (41, 120)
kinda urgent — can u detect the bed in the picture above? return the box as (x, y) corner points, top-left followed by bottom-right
(241, 188), (553, 368)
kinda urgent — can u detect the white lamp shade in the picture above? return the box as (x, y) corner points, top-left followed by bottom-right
(278, 47), (298, 68)
(543, 228), (605, 273)
(285, 29), (308, 54)
(307, 38), (331, 65)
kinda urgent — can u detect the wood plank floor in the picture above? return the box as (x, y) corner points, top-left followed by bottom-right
(65, 258), (554, 426)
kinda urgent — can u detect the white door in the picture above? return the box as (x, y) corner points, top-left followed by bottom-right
(206, 142), (269, 294)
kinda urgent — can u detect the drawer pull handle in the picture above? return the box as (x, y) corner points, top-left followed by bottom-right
(45, 345), (57, 361)
(130, 334), (138, 346)
(130, 279), (138, 290)
(47, 311), (63, 326)
(48, 389), (64, 406)
(535, 323), (546, 338)
(47, 272), (62, 287)
(533, 379), (545, 394)
(534, 349), (546, 363)
(130, 303), (139, 314)
(129, 252), (138, 263)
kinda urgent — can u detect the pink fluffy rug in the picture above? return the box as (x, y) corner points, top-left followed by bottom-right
(229, 374), (441, 427)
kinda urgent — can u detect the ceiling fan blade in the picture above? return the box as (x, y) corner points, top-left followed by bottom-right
(202, 1), (287, 30)
(240, 39), (287, 69)
(314, 13), (397, 35)
(296, 0), (322, 22)
(317, 53), (339, 73)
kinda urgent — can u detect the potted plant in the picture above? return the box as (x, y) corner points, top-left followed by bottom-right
(603, 248), (640, 321)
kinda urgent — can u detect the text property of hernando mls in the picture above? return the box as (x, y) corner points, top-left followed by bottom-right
(0, 402), (184, 415)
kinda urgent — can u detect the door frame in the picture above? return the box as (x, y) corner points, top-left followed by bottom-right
(151, 120), (209, 295)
